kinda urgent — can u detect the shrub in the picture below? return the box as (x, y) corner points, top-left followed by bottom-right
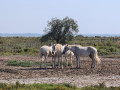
(7, 60), (19, 66)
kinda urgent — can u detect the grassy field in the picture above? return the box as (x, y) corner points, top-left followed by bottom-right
(0, 81), (120, 90)
(0, 36), (120, 56)
(0, 36), (120, 89)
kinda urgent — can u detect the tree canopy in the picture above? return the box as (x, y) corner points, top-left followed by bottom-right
(40, 17), (79, 44)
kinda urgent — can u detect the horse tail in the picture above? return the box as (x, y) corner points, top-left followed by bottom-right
(40, 55), (44, 61)
(94, 52), (101, 64)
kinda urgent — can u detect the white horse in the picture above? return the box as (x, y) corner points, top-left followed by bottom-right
(63, 45), (101, 68)
(52, 44), (64, 69)
(52, 44), (75, 68)
(39, 45), (53, 69)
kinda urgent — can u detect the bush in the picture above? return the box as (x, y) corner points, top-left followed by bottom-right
(13, 46), (22, 53)
(7, 60), (19, 66)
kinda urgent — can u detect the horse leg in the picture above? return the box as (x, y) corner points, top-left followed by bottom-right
(52, 56), (54, 68)
(52, 56), (56, 68)
(78, 56), (81, 69)
(40, 54), (43, 69)
(70, 55), (73, 67)
(58, 56), (60, 68)
(89, 54), (95, 68)
(65, 56), (68, 67)
(75, 55), (79, 68)
(40, 56), (42, 69)
(44, 55), (48, 69)
(61, 56), (63, 69)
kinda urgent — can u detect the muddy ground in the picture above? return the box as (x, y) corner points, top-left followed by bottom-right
(0, 55), (120, 88)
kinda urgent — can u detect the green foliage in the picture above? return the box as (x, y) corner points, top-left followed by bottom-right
(69, 36), (120, 56)
(0, 82), (78, 90)
(81, 82), (120, 90)
(7, 60), (40, 67)
(0, 52), (13, 56)
(62, 83), (77, 89)
(19, 61), (32, 67)
(0, 37), (41, 56)
(41, 17), (79, 44)
(7, 60), (19, 66)
(7, 60), (73, 68)
(0, 82), (120, 90)
(62, 62), (72, 67)
(0, 36), (120, 56)
(13, 45), (22, 53)
(22, 48), (39, 55)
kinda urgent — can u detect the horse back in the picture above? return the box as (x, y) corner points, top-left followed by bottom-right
(40, 45), (52, 55)
(88, 46), (97, 53)
(55, 44), (63, 55)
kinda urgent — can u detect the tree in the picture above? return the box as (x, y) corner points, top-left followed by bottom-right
(40, 17), (79, 44)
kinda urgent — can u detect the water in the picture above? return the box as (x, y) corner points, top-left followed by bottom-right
(0, 33), (120, 37)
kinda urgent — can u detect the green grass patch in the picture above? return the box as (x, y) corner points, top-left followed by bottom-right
(7, 60), (40, 67)
(81, 82), (120, 90)
(0, 82), (77, 90)
(0, 82), (120, 90)
(7, 60), (73, 67)
(0, 52), (13, 56)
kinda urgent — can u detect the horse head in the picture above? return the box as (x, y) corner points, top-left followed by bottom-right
(63, 44), (69, 54)
(51, 44), (56, 55)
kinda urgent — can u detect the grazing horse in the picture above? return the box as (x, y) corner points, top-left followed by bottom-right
(63, 45), (101, 68)
(39, 45), (53, 69)
(52, 44), (64, 69)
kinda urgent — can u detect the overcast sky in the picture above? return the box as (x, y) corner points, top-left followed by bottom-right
(0, 0), (120, 34)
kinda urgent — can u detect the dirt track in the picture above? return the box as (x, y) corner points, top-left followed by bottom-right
(0, 55), (120, 87)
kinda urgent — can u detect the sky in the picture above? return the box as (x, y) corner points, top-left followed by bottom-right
(0, 0), (120, 35)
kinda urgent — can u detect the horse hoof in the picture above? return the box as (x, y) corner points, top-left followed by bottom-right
(76, 67), (81, 69)
(91, 66), (95, 68)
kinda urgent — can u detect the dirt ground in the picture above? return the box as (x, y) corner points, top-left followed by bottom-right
(0, 55), (120, 88)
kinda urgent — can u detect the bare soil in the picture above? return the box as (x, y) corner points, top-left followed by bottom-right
(0, 55), (120, 88)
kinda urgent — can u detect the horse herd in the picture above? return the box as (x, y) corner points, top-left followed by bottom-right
(39, 44), (101, 69)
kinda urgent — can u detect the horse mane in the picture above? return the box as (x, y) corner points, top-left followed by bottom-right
(69, 45), (82, 49)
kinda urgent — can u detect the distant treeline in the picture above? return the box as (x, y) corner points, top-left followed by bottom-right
(0, 36), (120, 56)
